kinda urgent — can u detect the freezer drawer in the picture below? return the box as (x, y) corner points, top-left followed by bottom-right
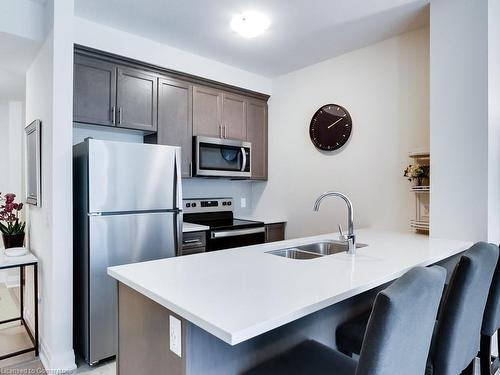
(87, 139), (181, 213)
(88, 212), (179, 363)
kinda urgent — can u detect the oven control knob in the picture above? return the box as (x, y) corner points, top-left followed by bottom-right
(186, 203), (191, 208)
(222, 202), (227, 206)
(228, 201), (232, 206)
(192, 203), (197, 207)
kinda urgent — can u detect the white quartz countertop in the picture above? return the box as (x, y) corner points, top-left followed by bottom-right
(182, 222), (210, 233)
(108, 229), (471, 346)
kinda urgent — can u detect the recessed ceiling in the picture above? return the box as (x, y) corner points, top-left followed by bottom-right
(0, 32), (41, 101)
(75, 0), (429, 77)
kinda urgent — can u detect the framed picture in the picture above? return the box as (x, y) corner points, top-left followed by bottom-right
(25, 119), (41, 206)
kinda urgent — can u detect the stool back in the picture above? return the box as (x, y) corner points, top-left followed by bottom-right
(356, 266), (446, 375)
(428, 242), (498, 375)
(481, 245), (500, 337)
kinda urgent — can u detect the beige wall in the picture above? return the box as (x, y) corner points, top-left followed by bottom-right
(252, 28), (430, 238)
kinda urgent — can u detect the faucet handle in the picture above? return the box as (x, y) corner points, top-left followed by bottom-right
(338, 224), (348, 241)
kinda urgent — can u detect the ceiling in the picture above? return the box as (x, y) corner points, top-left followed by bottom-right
(0, 32), (42, 101)
(74, 0), (429, 77)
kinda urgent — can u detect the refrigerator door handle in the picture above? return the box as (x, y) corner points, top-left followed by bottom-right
(174, 148), (183, 256)
(174, 148), (183, 210)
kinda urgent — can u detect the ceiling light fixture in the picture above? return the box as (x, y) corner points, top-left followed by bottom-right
(230, 12), (270, 38)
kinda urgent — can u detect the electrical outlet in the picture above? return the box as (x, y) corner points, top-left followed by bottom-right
(241, 197), (247, 208)
(169, 315), (182, 357)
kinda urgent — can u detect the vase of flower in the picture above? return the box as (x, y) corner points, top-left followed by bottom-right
(404, 164), (429, 187)
(2, 233), (25, 248)
(0, 193), (26, 249)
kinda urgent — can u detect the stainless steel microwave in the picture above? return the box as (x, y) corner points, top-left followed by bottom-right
(194, 136), (251, 178)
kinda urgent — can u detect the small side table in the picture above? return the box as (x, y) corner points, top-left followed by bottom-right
(0, 251), (38, 360)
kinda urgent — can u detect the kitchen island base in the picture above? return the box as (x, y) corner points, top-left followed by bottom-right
(118, 282), (387, 375)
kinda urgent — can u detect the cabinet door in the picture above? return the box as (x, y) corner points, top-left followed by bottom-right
(193, 86), (222, 138)
(222, 93), (246, 140)
(157, 78), (193, 178)
(116, 67), (158, 132)
(246, 99), (268, 180)
(74, 54), (117, 127)
(265, 223), (285, 242)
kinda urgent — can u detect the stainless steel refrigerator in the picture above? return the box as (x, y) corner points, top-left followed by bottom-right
(73, 139), (183, 364)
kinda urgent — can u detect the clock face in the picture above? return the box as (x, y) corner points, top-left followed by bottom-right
(309, 104), (352, 151)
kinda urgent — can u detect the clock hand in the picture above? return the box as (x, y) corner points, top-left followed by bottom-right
(327, 117), (343, 129)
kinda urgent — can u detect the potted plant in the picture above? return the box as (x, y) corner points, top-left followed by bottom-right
(0, 193), (26, 249)
(403, 164), (429, 186)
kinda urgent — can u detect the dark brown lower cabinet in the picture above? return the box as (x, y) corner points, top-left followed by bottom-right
(265, 223), (286, 242)
(181, 231), (206, 255)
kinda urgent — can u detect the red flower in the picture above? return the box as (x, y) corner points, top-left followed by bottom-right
(4, 193), (15, 204)
(4, 203), (14, 213)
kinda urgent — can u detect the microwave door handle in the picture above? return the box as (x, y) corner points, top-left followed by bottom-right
(241, 147), (247, 172)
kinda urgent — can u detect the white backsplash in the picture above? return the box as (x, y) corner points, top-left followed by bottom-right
(182, 178), (254, 217)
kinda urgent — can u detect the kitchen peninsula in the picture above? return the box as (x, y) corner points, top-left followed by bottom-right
(108, 229), (471, 375)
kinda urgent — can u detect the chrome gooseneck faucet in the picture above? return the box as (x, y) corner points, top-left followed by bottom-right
(313, 191), (356, 255)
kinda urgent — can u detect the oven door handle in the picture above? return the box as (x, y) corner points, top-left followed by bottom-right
(241, 147), (247, 172)
(211, 227), (265, 239)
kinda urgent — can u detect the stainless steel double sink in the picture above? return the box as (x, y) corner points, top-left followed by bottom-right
(266, 241), (368, 260)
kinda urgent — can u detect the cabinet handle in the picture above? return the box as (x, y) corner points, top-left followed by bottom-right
(111, 106), (116, 125)
(224, 125), (227, 138)
(219, 125), (222, 138)
(118, 107), (122, 125)
(183, 239), (203, 245)
(189, 162), (193, 177)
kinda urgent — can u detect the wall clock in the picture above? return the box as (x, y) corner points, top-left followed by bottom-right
(309, 104), (352, 151)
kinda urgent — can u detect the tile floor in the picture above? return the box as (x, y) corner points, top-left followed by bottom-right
(3, 357), (116, 374)
(0, 280), (114, 373)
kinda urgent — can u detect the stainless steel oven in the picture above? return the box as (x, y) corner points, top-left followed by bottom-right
(209, 226), (265, 251)
(183, 198), (265, 251)
(194, 136), (251, 178)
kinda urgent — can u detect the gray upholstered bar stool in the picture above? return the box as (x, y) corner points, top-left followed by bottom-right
(244, 266), (446, 375)
(335, 242), (499, 375)
(480, 246), (500, 375)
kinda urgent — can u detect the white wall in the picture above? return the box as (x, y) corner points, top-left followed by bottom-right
(0, 103), (9, 191)
(251, 28), (430, 239)
(0, 101), (24, 195)
(430, 0), (500, 243)
(0, 0), (46, 41)
(488, 0), (500, 243)
(25, 0), (76, 371)
(8, 102), (25, 198)
(73, 17), (272, 95)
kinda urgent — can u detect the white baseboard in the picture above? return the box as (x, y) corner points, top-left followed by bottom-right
(39, 338), (76, 374)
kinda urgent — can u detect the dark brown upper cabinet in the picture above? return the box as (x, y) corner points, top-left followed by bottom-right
(74, 54), (117, 127)
(192, 86), (223, 138)
(146, 78), (193, 178)
(116, 67), (158, 132)
(222, 93), (246, 140)
(246, 99), (268, 180)
(193, 86), (247, 141)
(73, 47), (270, 180)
